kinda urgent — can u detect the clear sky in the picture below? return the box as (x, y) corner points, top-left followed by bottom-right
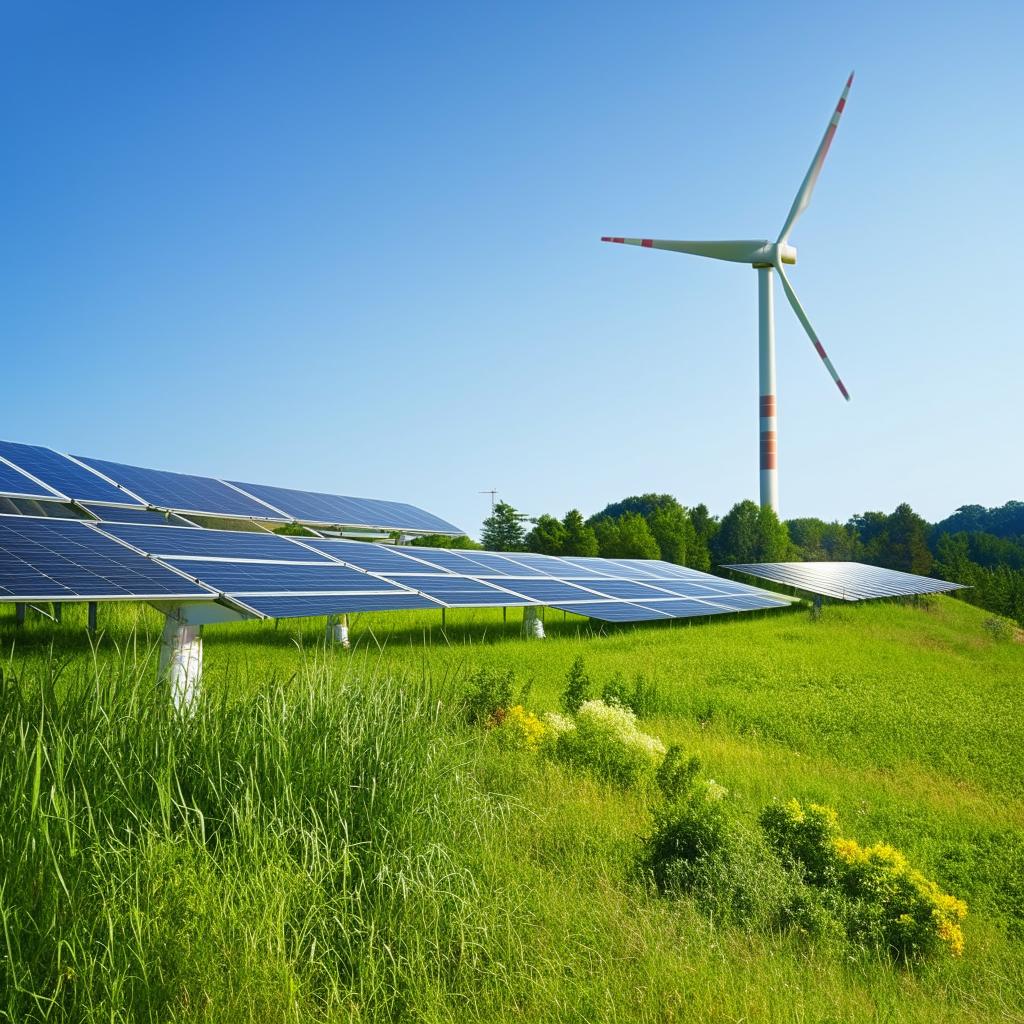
(3, 2), (1021, 537)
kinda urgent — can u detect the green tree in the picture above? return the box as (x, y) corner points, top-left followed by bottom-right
(480, 501), (528, 551)
(687, 503), (717, 572)
(525, 514), (567, 555)
(561, 509), (599, 557)
(648, 502), (698, 566)
(410, 533), (483, 550)
(712, 501), (791, 564)
(596, 511), (661, 560)
(864, 503), (932, 574)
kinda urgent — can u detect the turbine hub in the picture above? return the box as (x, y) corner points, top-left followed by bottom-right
(778, 243), (797, 265)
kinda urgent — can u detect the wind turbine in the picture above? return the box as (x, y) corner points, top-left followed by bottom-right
(602, 72), (855, 514)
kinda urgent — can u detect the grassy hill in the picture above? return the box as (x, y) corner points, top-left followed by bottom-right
(1, 597), (1022, 1022)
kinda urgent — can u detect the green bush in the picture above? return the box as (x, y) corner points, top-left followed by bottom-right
(761, 799), (967, 960)
(461, 666), (515, 726)
(561, 656), (592, 714)
(644, 787), (796, 928)
(655, 744), (703, 802)
(983, 615), (1016, 642)
(601, 671), (662, 718)
(546, 699), (665, 787)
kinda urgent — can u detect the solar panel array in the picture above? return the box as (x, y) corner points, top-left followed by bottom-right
(0, 439), (462, 535)
(726, 561), (966, 601)
(0, 511), (795, 624)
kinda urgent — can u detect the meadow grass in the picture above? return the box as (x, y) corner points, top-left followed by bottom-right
(0, 596), (1022, 1022)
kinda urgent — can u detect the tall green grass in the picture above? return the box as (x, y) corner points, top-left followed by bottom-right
(1, 597), (1023, 1022)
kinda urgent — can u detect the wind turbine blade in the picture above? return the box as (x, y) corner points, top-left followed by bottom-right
(776, 263), (850, 401)
(777, 72), (854, 245)
(601, 238), (772, 263)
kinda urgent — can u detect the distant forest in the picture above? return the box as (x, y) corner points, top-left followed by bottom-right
(411, 498), (1024, 627)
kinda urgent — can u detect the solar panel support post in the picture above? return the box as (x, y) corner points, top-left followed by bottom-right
(15, 602), (25, 627)
(326, 614), (350, 649)
(149, 601), (249, 713)
(88, 602), (97, 634)
(158, 612), (203, 714)
(811, 594), (823, 621)
(52, 603), (62, 624)
(523, 606), (545, 640)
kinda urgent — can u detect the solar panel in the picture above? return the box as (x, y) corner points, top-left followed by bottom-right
(297, 538), (445, 575)
(73, 456), (285, 520)
(382, 547), (497, 575)
(555, 602), (672, 622)
(388, 575), (534, 606)
(0, 516), (214, 602)
(0, 497), (82, 519)
(0, 458), (58, 500)
(159, 560), (400, 593)
(725, 562), (966, 602)
(569, 578), (678, 600)
(0, 441), (142, 505)
(96, 524), (330, 563)
(227, 479), (462, 534)
(83, 505), (196, 527)
(628, 599), (744, 619)
(484, 577), (616, 604)
(234, 593), (440, 619)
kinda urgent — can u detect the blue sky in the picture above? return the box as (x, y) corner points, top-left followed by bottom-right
(3, 2), (1021, 537)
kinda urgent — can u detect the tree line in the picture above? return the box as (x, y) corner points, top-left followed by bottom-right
(411, 498), (1024, 627)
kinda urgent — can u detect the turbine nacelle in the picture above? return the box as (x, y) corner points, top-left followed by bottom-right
(600, 237), (797, 266)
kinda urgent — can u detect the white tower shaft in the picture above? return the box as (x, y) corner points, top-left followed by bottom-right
(757, 266), (778, 513)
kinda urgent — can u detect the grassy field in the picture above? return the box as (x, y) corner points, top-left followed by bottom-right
(1, 596), (1022, 1022)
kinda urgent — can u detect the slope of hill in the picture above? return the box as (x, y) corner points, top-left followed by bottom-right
(1, 597), (1022, 1022)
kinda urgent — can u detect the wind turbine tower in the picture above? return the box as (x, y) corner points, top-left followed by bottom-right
(603, 73), (855, 514)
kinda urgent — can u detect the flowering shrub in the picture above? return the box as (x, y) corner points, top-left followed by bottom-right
(496, 704), (548, 751)
(549, 699), (665, 787)
(460, 667), (515, 726)
(761, 799), (967, 960)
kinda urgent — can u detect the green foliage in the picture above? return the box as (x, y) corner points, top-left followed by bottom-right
(786, 517), (862, 561)
(712, 500), (792, 564)
(560, 508), (599, 556)
(411, 533), (483, 549)
(983, 615), (1017, 642)
(547, 699), (665, 788)
(561, 655), (591, 714)
(524, 513), (567, 555)
(655, 744), (703, 802)
(761, 799), (967, 961)
(480, 501), (528, 551)
(645, 787), (796, 929)
(593, 511), (661, 560)
(933, 501), (1024, 541)
(601, 670), (661, 719)
(461, 666), (515, 725)
(272, 522), (317, 536)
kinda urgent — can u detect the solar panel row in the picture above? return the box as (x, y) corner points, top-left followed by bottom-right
(725, 562), (965, 601)
(0, 439), (463, 535)
(0, 515), (795, 624)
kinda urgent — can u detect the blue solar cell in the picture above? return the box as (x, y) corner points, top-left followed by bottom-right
(84, 505), (196, 527)
(302, 539), (450, 575)
(235, 593), (441, 619)
(391, 548), (499, 575)
(507, 553), (603, 578)
(0, 441), (142, 504)
(449, 551), (549, 576)
(0, 516), (214, 601)
(0, 457), (57, 499)
(98, 524), (331, 562)
(571, 578), (676, 600)
(488, 578), (613, 603)
(551, 602), (671, 622)
(390, 575), (533, 606)
(559, 557), (651, 579)
(632, 579), (741, 598)
(228, 479), (462, 534)
(628, 599), (732, 618)
(162, 559), (405, 593)
(74, 456), (283, 519)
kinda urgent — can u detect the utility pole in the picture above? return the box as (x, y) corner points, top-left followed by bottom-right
(479, 489), (497, 511)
